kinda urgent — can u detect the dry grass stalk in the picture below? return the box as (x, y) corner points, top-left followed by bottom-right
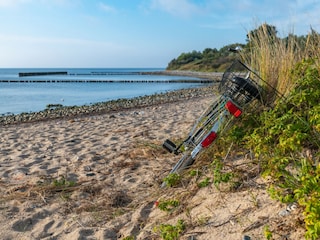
(245, 23), (320, 99)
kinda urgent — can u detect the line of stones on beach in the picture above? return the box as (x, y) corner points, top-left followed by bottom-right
(0, 85), (217, 126)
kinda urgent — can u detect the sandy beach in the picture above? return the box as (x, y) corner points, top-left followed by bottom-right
(0, 88), (305, 239)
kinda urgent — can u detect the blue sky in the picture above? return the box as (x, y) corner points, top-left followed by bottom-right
(0, 0), (319, 68)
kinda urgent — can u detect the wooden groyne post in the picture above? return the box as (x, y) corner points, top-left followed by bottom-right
(19, 71), (68, 77)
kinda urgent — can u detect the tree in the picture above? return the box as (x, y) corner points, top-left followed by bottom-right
(202, 48), (218, 57)
(246, 23), (278, 44)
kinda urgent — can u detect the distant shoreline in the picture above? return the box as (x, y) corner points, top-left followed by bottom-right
(1, 70), (222, 83)
(0, 79), (213, 83)
(143, 70), (223, 81)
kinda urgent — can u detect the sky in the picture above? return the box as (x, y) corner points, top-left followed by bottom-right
(0, 0), (319, 68)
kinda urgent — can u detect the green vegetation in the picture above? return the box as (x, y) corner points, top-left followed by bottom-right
(236, 59), (320, 239)
(158, 199), (180, 212)
(210, 158), (233, 188)
(167, 43), (245, 72)
(165, 23), (320, 239)
(163, 173), (181, 187)
(52, 176), (76, 188)
(263, 225), (273, 240)
(222, 25), (319, 239)
(197, 177), (210, 188)
(166, 23), (318, 78)
(154, 219), (186, 240)
(122, 237), (134, 240)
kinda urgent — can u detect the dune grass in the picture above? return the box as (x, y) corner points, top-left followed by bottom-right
(244, 23), (320, 98)
(233, 24), (320, 239)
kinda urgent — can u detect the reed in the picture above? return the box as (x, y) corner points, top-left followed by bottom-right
(244, 23), (320, 99)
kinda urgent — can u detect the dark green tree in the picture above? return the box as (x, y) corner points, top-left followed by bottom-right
(246, 23), (278, 44)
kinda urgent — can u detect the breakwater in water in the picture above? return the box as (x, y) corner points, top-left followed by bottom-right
(0, 79), (213, 83)
(0, 85), (217, 125)
(19, 71), (68, 77)
(2, 70), (223, 83)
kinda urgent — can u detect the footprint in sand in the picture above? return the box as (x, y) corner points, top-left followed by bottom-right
(11, 210), (50, 232)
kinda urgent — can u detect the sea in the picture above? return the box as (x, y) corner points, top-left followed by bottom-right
(0, 68), (208, 115)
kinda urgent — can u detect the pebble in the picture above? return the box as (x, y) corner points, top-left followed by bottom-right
(86, 173), (96, 177)
(83, 166), (91, 172)
(278, 202), (298, 216)
(0, 85), (216, 125)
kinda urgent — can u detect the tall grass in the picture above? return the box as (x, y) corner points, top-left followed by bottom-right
(240, 24), (320, 239)
(244, 23), (320, 99)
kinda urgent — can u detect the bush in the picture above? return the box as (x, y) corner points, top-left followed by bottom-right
(154, 219), (185, 240)
(236, 59), (320, 239)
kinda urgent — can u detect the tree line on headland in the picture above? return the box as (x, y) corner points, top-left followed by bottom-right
(166, 23), (319, 72)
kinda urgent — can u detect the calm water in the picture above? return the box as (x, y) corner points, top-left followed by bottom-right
(0, 68), (207, 115)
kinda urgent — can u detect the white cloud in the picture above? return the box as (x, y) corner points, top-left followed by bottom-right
(150, 0), (204, 18)
(98, 2), (117, 13)
(0, 0), (30, 7)
(0, 0), (78, 8)
(199, 0), (320, 35)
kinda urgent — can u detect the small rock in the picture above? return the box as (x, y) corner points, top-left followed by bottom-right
(86, 172), (95, 177)
(83, 166), (91, 172)
(279, 202), (298, 216)
(279, 209), (290, 216)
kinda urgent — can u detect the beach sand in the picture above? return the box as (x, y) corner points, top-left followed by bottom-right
(0, 92), (305, 239)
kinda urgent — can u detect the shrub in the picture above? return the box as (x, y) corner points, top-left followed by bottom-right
(163, 173), (181, 187)
(158, 199), (180, 212)
(237, 59), (320, 239)
(154, 219), (185, 240)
